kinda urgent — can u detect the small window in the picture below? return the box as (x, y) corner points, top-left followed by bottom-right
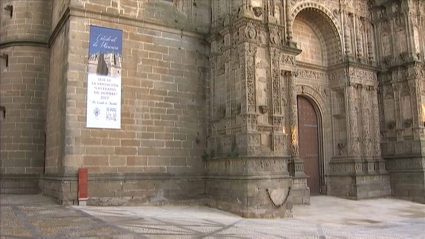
(0, 106), (5, 121)
(4, 5), (13, 18)
(0, 53), (8, 69)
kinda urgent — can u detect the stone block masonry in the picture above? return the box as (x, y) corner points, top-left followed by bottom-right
(0, 47), (49, 177)
(41, 2), (210, 204)
(0, 0), (51, 193)
(2, 0), (425, 218)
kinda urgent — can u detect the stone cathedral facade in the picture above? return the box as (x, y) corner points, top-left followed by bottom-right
(1, 0), (424, 217)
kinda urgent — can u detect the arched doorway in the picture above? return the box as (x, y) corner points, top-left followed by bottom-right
(291, 5), (343, 196)
(297, 96), (321, 195)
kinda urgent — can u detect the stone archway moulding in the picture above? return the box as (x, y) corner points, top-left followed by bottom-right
(295, 84), (329, 120)
(289, 2), (343, 57)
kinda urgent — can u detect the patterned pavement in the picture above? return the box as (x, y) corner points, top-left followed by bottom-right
(0, 194), (424, 238)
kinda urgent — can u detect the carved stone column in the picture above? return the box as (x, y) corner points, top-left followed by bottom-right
(393, 83), (403, 141)
(347, 83), (360, 157)
(238, 42), (259, 156)
(286, 71), (304, 176)
(361, 85), (371, 157)
(246, 43), (257, 114)
(410, 80), (421, 129)
(271, 48), (287, 156)
(360, 85), (372, 172)
(224, 47), (232, 136)
(271, 48), (281, 116)
(356, 17), (364, 58)
(372, 86), (386, 173)
(345, 13), (352, 56)
(288, 71), (298, 157)
(367, 21), (374, 62)
(285, 1), (292, 43)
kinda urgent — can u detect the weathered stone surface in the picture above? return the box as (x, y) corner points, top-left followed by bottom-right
(1, 0), (425, 218)
(0, 0), (51, 190)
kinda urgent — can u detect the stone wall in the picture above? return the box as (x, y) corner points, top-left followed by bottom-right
(41, 1), (210, 204)
(292, 18), (324, 66)
(0, 0), (51, 43)
(69, 0), (210, 33)
(0, 0), (51, 193)
(1, 0), (424, 213)
(372, 0), (425, 203)
(44, 21), (68, 175)
(206, 157), (293, 218)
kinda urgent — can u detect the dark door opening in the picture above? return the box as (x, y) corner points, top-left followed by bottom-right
(297, 96), (321, 195)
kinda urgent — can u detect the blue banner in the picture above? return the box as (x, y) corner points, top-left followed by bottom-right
(89, 25), (123, 55)
(86, 25), (122, 129)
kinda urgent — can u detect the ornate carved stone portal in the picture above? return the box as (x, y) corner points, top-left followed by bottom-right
(2, 0), (425, 220)
(3, 0), (425, 222)
(207, 0), (425, 217)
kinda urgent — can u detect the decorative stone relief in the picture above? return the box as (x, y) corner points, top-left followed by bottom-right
(245, 22), (257, 40)
(329, 68), (348, 84)
(345, 13), (354, 55)
(348, 83), (360, 156)
(246, 158), (288, 174)
(294, 163), (304, 173)
(329, 163), (355, 174)
(380, 20), (391, 57)
(280, 71), (288, 108)
(361, 87), (372, 157)
(281, 54), (296, 66)
(226, 118), (232, 135)
(371, 87), (382, 157)
(222, 135), (233, 154)
(296, 69), (327, 81)
(273, 133), (287, 153)
(386, 158), (423, 170)
(356, 17), (365, 58)
(269, 27), (282, 47)
(241, 114), (258, 132)
(246, 43), (257, 113)
(270, 48), (281, 115)
(349, 68), (376, 82)
(247, 133), (261, 145)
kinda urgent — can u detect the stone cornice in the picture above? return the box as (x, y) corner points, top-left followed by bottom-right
(42, 173), (206, 181)
(0, 41), (48, 49)
(296, 61), (327, 71)
(329, 60), (379, 72)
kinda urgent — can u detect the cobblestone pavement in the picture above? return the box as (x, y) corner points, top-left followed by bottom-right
(1, 194), (424, 238)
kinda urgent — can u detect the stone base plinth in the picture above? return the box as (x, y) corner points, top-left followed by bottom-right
(206, 157), (295, 218)
(328, 157), (391, 200)
(385, 156), (425, 203)
(41, 174), (206, 206)
(0, 174), (41, 194)
(291, 177), (310, 204)
(328, 173), (391, 200)
(206, 176), (293, 218)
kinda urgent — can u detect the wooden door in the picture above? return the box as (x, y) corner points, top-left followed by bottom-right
(297, 96), (321, 194)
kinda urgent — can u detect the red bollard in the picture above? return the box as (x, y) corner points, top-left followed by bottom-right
(78, 168), (88, 206)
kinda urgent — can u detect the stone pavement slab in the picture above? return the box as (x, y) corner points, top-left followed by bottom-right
(0, 194), (424, 238)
